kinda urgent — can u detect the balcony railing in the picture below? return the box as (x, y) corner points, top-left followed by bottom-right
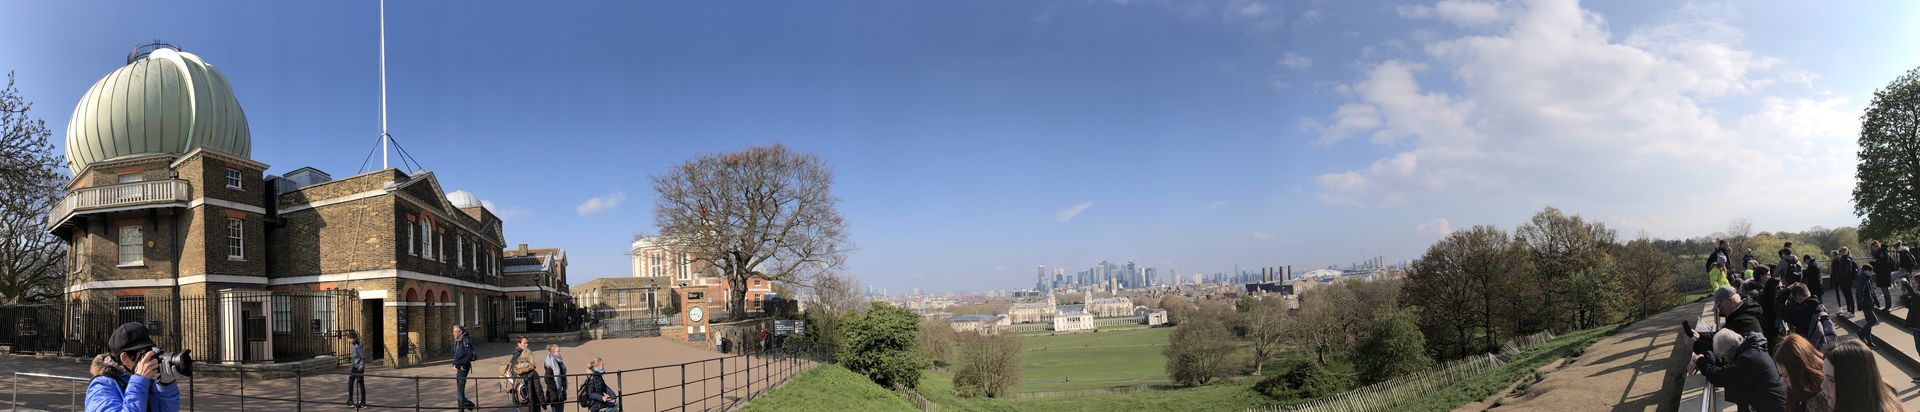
(47, 179), (190, 228)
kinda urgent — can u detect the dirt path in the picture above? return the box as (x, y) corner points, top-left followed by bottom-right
(1454, 303), (1700, 412)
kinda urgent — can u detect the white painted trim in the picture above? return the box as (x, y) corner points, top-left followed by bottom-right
(383, 301), (429, 307)
(65, 274), (272, 293)
(177, 274), (269, 285)
(68, 269), (571, 299)
(66, 278), (175, 293)
(278, 189), (387, 214)
(187, 197), (267, 214)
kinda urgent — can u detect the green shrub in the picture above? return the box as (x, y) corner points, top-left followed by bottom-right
(1254, 360), (1352, 401)
(840, 301), (928, 389)
(1355, 308), (1433, 385)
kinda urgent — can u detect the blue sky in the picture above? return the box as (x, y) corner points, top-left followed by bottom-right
(4, 0), (1917, 294)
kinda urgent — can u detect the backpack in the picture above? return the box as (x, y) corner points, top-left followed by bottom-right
(1805, 308), (1837, 350)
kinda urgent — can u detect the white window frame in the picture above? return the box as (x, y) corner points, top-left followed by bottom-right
(421, 220), (434, 261)
(313, 295), (334, 333)
(224, 168), (242, 190)
(226, 218), (245, 261)
(118, 225), (143, 266)
(456, 237), (465, 268)
(649, 251), (664, 278)
(407, 216), (416, 256)
(458, 292), (466, 326)
(272, 295), (292, 334)
(617, 290), (627, 306)
(514, 297), (527, 321)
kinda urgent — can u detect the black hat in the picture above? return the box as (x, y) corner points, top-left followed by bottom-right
(108, 322), (155, 353)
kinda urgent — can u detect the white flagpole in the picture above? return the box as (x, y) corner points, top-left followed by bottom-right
(380, 0), (390, 169)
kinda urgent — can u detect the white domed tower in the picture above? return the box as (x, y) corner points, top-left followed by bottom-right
(65, 45), (251, 174)
(52, 43), (272, 362)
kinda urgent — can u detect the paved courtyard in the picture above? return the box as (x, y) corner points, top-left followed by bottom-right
(1, 337), (818, 411)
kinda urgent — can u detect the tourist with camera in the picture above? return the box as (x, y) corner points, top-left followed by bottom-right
(85, 322), (183, 412)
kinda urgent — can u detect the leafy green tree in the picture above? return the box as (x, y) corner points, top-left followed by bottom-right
(1565, 257), (1624, 329)
(1404, 225), (1519, 360)
(1157, 294), (1192, 326)
(840, 302), (927, 388)
(1165, 301), (1240, 386)
(1515, 207), (1618, 332)
(1354, 308), (1432, 385)
(1856, 67), (1920, 241)
(952, 332), (1023, 397)
(1618, 238), (1680, 320)
(1254, 359), (1351, 402)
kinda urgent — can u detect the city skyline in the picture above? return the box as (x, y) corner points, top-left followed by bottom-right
(3, 0), (1915, 294)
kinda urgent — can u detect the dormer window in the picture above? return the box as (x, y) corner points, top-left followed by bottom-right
(225, 168), (242, 190)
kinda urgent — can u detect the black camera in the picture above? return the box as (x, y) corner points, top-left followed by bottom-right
(148, 347), (193, 377)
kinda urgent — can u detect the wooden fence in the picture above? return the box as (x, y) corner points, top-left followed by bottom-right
(1257, 331), (1556, 412)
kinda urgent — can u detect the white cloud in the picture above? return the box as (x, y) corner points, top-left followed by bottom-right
(1057, 201), (1095, 222)
(1309, 0), (1853, 238)
(994, 264), (1009, 272)
(1416, 218), (1455, 237)
(1280, 52), (1313, 70)
(1397, 0), (1503, 26)
(575, 191), (626, 215)
(1206, 201), (1229, 209)
(1252, 232), (1276, 241)
(1236, 2), (1270, 17)
(481, 200), (531, 221)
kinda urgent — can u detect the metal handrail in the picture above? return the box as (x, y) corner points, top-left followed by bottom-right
(48, 179), (191, 227)
(11, 371), (91, 411)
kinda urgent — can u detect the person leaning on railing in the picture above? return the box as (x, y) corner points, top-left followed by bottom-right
(85, 322), (179, 412)
(578, 358), (620, 412)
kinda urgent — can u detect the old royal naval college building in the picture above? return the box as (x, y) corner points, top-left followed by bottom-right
(49, 44), (570, 368)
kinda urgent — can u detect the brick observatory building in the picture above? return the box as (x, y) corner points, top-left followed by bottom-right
(48, 45), (569, 368)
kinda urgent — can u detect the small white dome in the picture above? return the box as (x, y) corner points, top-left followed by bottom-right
(447, 190), (481, 208)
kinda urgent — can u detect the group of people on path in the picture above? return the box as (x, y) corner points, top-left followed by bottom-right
(339, 326), (620, 411)
(1689, 239), (1920, 411)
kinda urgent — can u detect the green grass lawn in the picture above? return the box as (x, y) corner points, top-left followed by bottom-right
(1017, 327), (1176, 392)
(1002, 380), (1278, 411)
(739, 364), (917, 412)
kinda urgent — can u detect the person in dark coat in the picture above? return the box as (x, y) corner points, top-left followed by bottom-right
(1757, 269), (1785, 350)
(453, 326), (479, 410)
(1695, 329), (1790, 412)
(1832, 249), (1857, 315)
(579, 358), (620, 412)
(1691, 286), (1765, 355)
(1779, 284), (1826, 343)
(1873, 241), (1895, 310)
(1802, 255), (1824, 303)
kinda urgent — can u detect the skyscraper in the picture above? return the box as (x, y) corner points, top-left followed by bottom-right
(1037, 265), (1048, 292)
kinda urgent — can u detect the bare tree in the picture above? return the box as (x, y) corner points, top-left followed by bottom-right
(652, 144), (852, 319)
(953, 332), (1023, 397)
(0, 72), (66, 303)
(1243, 297), (1291, 375)
(1289, 285), (1357, 364)
(918, 315), (956, 367)
(1725, 218), (1753, 255)
(801, 272), (865, 354)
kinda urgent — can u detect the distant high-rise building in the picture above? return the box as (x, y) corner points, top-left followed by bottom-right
(1037, 265), (1048, 292)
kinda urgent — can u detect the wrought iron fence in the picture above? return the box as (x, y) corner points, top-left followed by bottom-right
(6, 341), (831, 411)
(16, 290), (361, 364)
